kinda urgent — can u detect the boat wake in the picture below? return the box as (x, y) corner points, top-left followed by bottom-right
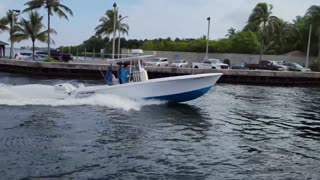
(0, 84), (164, 111)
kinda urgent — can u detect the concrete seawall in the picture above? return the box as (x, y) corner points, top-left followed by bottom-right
(0, 59), (320, 87)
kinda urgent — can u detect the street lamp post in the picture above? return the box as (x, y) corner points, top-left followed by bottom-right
(112, 3), (117, 59)
(205, 17), (211, 59)
(10, 9), (20, 59)
(306, 24), (312, 68)
(117, 15), (128, 59)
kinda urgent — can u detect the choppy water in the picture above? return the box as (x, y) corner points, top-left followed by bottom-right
(0, 72), (320, 179)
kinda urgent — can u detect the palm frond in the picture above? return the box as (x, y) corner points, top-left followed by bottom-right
(57, 4), (74, 16)
(23, 0), (44, 13)
(53, 7), (69, 20)
(95, 9), (129, 37)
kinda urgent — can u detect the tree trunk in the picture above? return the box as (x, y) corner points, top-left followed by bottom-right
(48, 9), (51, 57)
(118, 30), (121, 59)
(9, 15), (14, 59)
(32, 40), (35, 60)
(259, 22), (266, 61)
(10, 39), (14, 59)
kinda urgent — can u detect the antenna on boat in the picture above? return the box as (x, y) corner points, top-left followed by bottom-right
(99, 68), (108, 83)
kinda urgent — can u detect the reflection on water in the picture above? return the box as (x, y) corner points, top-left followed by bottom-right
(0, 73), (320, 179)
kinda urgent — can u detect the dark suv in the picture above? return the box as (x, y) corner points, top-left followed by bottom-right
(37, 50), (73, 62)
(247, 60), (282, 70)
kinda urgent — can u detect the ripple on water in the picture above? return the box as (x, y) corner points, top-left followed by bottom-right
(0, 73), (320, 179)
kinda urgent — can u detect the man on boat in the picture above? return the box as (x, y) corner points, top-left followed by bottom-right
(106, 65), (114, 85)
(120, 64), (129, 84)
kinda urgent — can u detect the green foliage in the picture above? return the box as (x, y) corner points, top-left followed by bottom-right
(231, 31), (259, 54)
(210, 39), (231, 53)
(23, 0), (73, 20)
(82, 35), (106, 52)
(245, 2), (275, 59)
(139, 35), (258, 54)
(306, 5), (320, 57)
(226, 27), (237, 38)
(0, 15), (8, 32)
(44, 57), (59, 62)
(140, 41), (154, 50)
(244, 3), (274, 33)
(0, 10), (20, 41)
(15, 11), (55, 60)
(0, 10), (21, 58)
(261, 17), (295, 54)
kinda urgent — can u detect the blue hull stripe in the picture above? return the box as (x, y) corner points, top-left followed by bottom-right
(145, 86), (212, 102)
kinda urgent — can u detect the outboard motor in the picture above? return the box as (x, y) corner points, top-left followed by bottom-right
(54, 83), (76, 95)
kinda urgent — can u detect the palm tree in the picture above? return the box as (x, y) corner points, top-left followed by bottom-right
(246, 3), (276, 60)
(0, 10), (20, 59)
(0, 16), (8, 32)
(23, 0), (73, 57)
(292, 16), (318, 55)
(95, 9), (129, 37)
(306, 5), (320, 57)
(15, 11), (56, 60)
(265, 18), (294, 53)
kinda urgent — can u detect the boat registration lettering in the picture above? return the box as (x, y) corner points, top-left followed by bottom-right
(79, 91), (95, 95)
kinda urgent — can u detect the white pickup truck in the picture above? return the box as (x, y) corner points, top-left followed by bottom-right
(144, 57), (169, 67)
(192, 58), (229, 69)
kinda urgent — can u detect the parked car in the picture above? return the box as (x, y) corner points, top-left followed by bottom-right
(24, 54), (47, 61)
(170, 60), (188, 68)
(247, 60), (285, 71)
(270, 61), (288, 71)
(231, 61), (248, 69)
(144, 57), (169, 67)
(192, 58), (229, 69)
(14, 52), (32, 60)
(284, 62), (311, 72)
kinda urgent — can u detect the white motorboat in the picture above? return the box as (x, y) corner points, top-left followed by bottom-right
(55, 55), (222, 103)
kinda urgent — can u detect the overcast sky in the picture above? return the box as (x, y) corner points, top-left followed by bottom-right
(0, 0), (318, 47)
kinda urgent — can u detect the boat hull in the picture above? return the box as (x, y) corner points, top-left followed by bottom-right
(145, 86), (212, 102)
(74, 73), (222, 102)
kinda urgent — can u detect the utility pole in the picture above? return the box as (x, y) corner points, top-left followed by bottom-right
(205, 17), (211, 59)
(112, 3), (117, 59)
(306, 24), (312, 68)
(118, 15), (128, 59)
